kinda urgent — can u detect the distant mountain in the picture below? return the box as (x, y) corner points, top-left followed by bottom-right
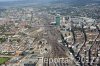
(0, 0), (55, 7)
(51, 0), (100, 5)
(0, 0), (100, 7)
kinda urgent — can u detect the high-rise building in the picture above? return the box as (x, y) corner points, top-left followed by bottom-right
(63, 16), (66, 23)
(56, 14), (60, 26)
(30, 11), (33, 26)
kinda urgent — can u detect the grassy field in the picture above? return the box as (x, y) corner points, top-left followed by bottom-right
(0, 57), (10, 65)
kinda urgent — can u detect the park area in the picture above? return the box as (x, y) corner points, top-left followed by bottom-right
(0, 57), (10, 65)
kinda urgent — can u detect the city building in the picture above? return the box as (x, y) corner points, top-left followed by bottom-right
(55, 14), (60, 26)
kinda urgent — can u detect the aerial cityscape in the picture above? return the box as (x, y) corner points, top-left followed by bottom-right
(0, 0), (100, 66)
